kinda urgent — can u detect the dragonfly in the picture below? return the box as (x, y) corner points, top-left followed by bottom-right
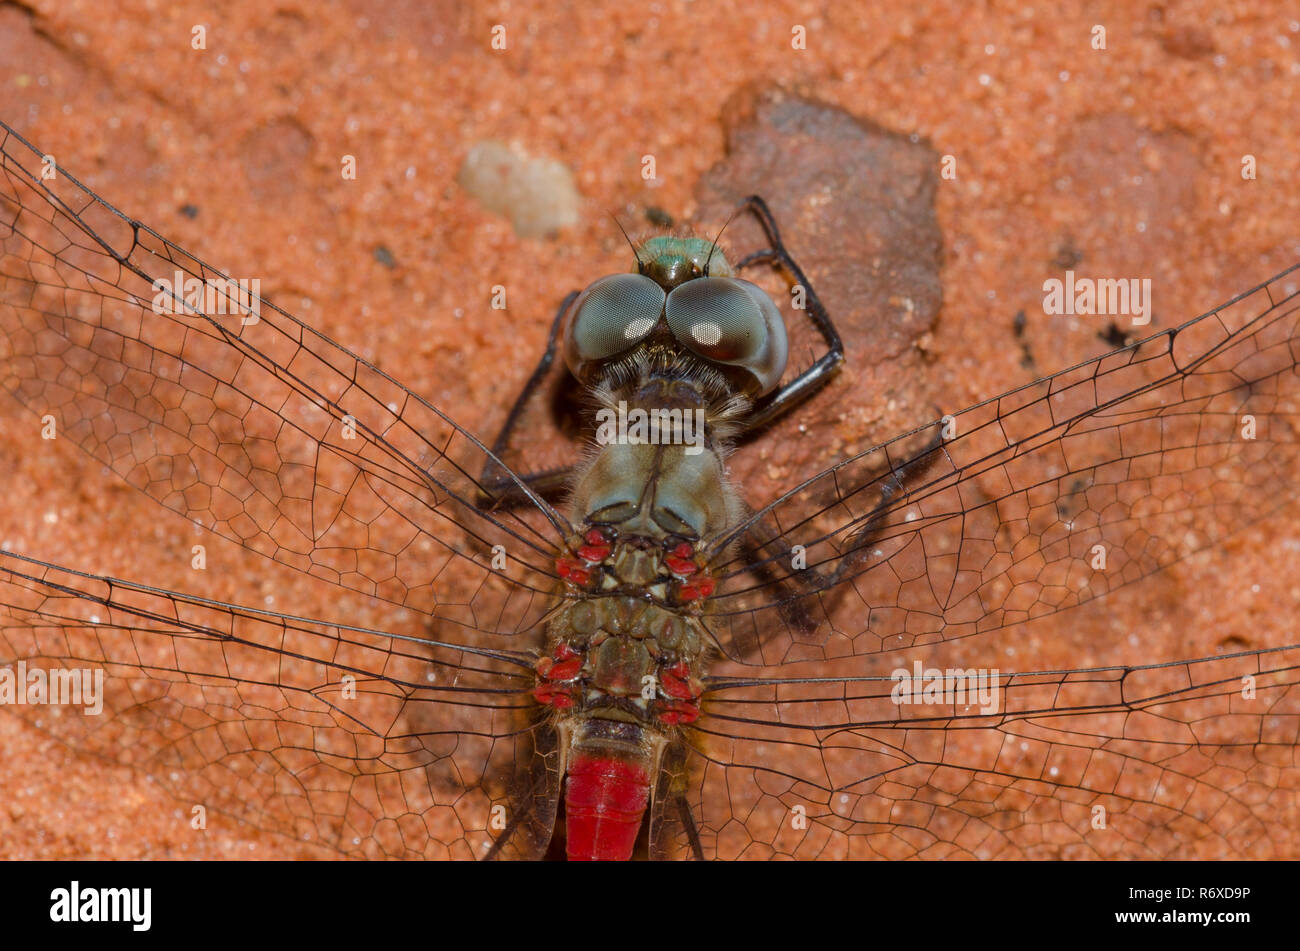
(1, 116), (1298, 860)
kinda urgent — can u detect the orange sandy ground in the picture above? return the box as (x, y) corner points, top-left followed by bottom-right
(0, 0), (1298, 858)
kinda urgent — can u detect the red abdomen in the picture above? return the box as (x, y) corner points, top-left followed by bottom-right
(564, 751), (650, 861)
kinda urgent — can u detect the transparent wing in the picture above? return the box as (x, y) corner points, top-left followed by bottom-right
(662, 645), (1300, 859)
(0, 119), (566, 643)
(709, 264), (1300, 665)
(0, 548), (551, 859)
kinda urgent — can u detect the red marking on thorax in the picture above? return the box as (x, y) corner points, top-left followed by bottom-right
(664, 541), (698, 576)
(556, 528), (613, 588)
(675, 575), (715, 602)
(659, 662), (695, 699)
(564, 752), (651, 861)
(533, 641), (584, 709)
(555, 556), (592, 585)
(576, 528), (612, 562)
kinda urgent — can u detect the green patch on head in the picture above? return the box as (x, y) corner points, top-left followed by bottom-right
(635, 236), (733, 288)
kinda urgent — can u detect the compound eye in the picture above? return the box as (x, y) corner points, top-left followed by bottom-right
(562, 273), (667, 380)
(663, 277), (789, 394)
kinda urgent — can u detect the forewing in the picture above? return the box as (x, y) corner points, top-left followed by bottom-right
(709, 265), (1300, 665)
(0, 119), (565, 642)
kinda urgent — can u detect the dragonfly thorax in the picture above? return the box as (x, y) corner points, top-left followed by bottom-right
(534, 595), (707, 721)
(570, 368), (745, 531)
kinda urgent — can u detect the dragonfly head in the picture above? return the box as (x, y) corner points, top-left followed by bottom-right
(560, 237), (789, 397)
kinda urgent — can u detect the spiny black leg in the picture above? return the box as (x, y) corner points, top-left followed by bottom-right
(832, 420), (952, 580)
(732, 195), (845, 436)
(476, 290), (580, 509)
(676, 796), (705, 861)
(734, 510), (827, 640)
(482, 776), (541, 861)
(483, 727), (563, 861)
(729, 419), (952, 639)
(766, 422), (952, 598)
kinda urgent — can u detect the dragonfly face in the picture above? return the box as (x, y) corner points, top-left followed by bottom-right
(1, 117), (1299, 860)
(560, 237), (789, 396)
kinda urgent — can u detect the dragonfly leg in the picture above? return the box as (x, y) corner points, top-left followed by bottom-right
(733, 509), (831, 640)
(476, 290), (580, 509)
(731, 195), (845, 436)
(836, 418), (952, 573)
(649, 742), (706, 860)
(732, 418), (951, 641)
(676, 796), (705, 861)
(482, 726), (563, 861)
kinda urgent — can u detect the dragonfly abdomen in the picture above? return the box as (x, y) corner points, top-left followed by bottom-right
(562, 720), (659, 861)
